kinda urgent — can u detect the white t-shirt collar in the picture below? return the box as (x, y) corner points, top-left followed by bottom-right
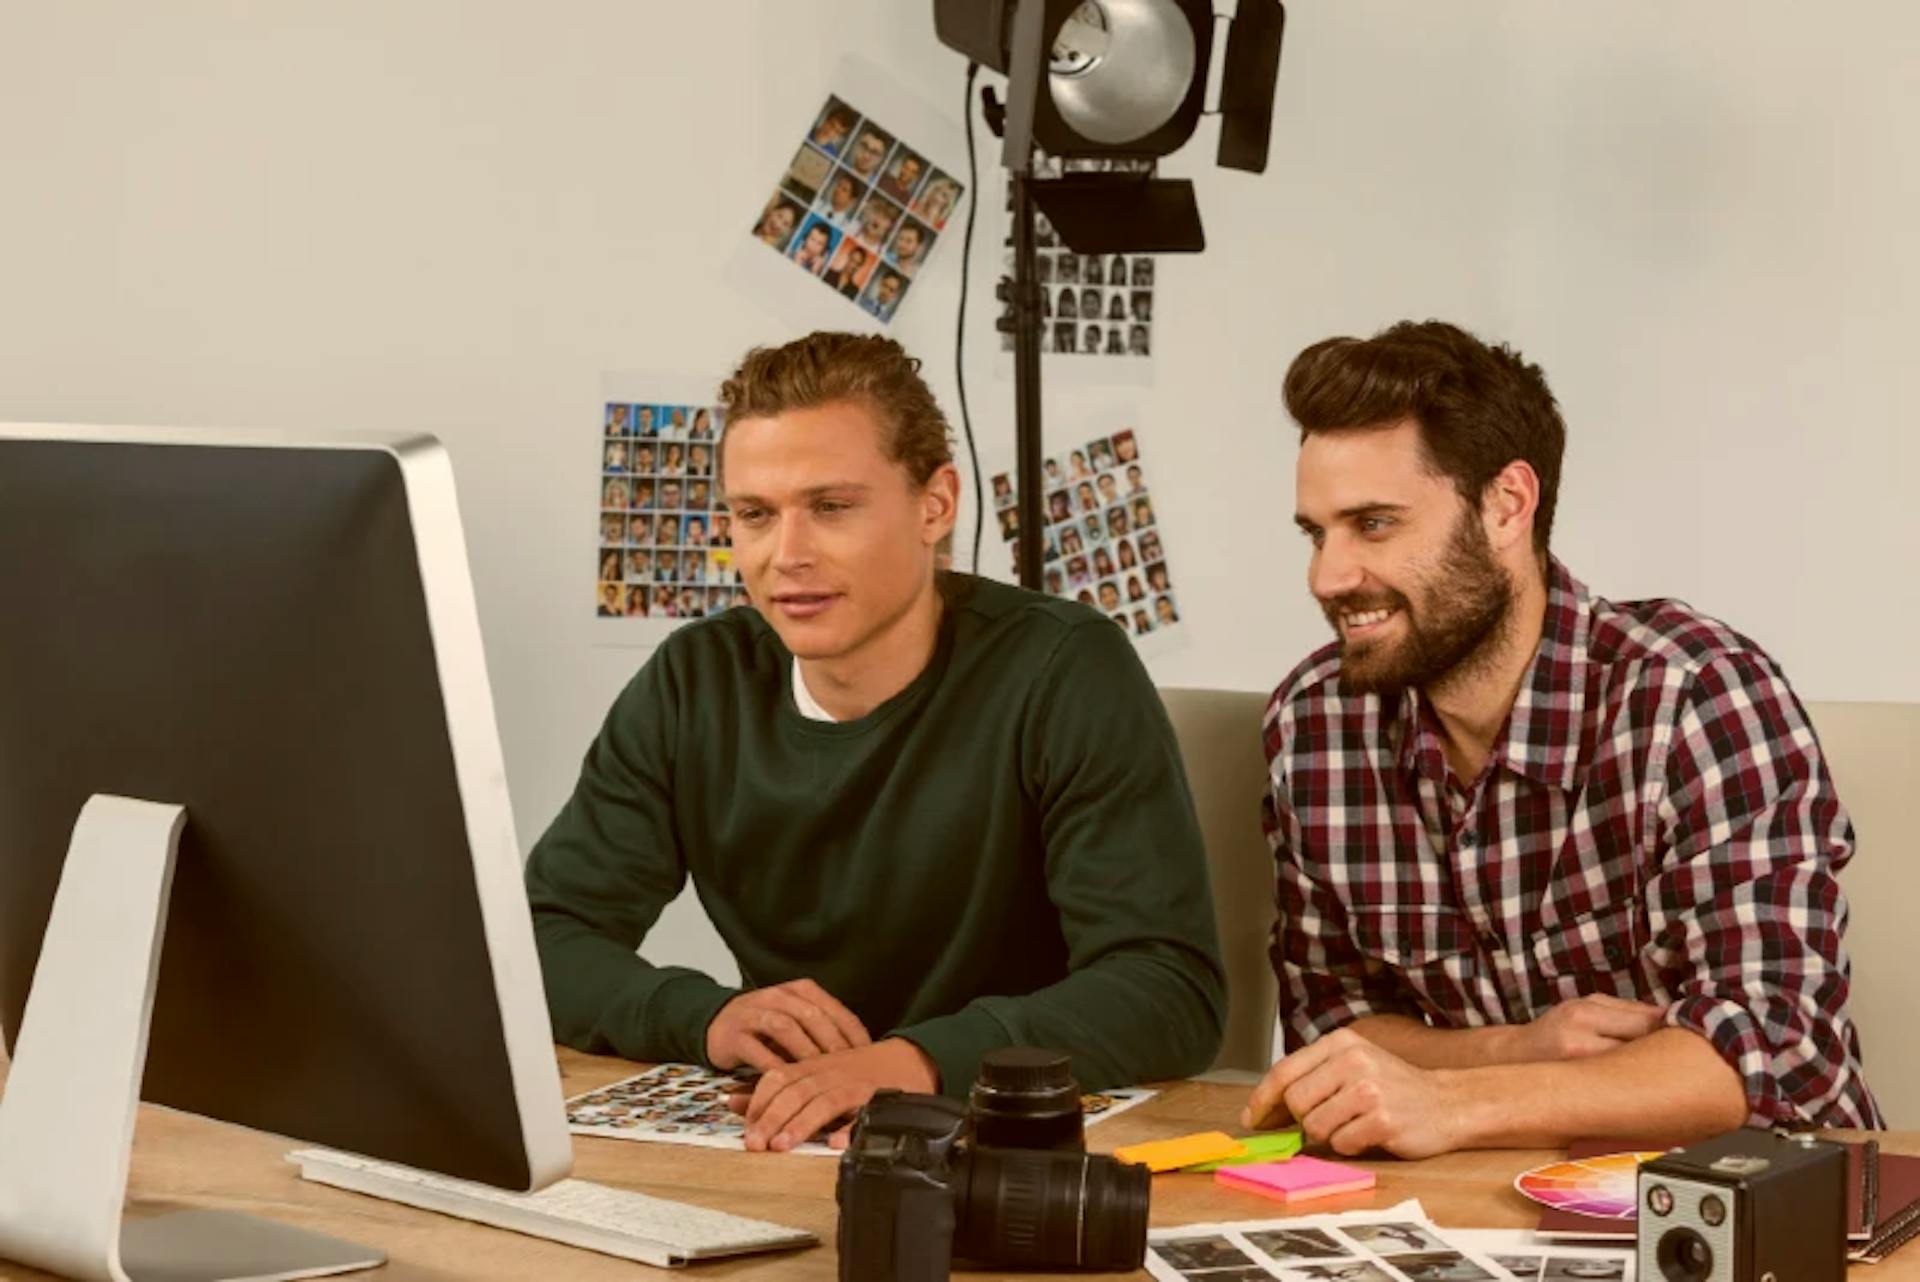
(791, 656), (837, 723)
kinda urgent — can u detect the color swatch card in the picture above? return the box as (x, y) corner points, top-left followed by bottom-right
(1216, 1155), (1377, 1204)
(1515, 1150), (1666, 1222)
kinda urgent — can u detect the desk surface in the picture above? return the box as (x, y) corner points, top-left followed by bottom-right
(0, 1047), (1913, 1280)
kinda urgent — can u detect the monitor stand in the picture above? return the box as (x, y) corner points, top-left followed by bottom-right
(0, 795), (384, 1282)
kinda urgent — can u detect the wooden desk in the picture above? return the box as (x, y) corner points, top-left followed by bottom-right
(0, 1047), (1913, 1280)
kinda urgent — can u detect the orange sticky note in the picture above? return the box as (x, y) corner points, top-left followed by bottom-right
(1215, 1155), (1376, 1203)
(1113, 1131), (1244, 1173)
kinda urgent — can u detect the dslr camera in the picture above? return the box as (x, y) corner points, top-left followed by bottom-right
(835, 1047), (1149, 1280)
(1637, 1128), (1847, 1282)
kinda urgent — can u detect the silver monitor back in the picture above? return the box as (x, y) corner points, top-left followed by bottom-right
(0, 426), (569, 1193)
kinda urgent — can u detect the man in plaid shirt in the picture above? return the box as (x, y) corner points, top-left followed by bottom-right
(1245, 321), (1881, 1156)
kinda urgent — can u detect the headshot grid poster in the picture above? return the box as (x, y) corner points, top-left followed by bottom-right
(997, 152), (1158, 363)
(991, 426), (1182, 644)
(596, 397), (750, 624)
(748, 93), (965, 326)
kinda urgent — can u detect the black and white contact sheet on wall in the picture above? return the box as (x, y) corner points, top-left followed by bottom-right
(997, 151), (1159, 370)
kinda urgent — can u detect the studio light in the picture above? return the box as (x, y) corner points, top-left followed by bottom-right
(934, 0), (1285, 587)
(935, 0), (1282, 175)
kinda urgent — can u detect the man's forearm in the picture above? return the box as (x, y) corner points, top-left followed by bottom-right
(533, 911), (735, 1064)
(1349, 1014), (1528, 1070)
(1438, 1028), (1748, 1149)
(900, 946), (1224, 1096)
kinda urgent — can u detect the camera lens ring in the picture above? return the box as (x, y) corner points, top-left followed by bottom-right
(1700, 1193), (1727, 1227)
(1646, 1183), (1674, 1217)
(1657, 1226), (1715, 1282)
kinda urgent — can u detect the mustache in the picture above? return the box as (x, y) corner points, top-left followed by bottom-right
(1321, 588), (1410, 625)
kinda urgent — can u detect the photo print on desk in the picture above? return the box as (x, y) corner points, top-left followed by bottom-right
(997, 151), (1158, 362)
(568, 1064), (1154, 1158)
(991, 426), (1182, 644)
(1142, 1201), (1592, 1282)
(599, 397), (749, 622)
(750, 93), (965, 325)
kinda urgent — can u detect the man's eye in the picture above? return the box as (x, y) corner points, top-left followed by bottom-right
(1360, 517), (1394, 536)
(1298, 527), (1325, 548)
(816, 501), (851, 515)
(736, 508), (767, 524)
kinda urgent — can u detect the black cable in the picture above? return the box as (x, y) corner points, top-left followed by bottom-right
(955, 60), (986, 573)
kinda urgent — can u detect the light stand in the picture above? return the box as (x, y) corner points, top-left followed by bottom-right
(940, 0), (1285, 589)
(1007, 166), (1047, 588)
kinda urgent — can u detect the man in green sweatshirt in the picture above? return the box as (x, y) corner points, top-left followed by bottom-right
(525, 331), (1225, 1151)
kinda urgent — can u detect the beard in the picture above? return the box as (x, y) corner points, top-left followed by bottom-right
(1327, 510), (1514, 696)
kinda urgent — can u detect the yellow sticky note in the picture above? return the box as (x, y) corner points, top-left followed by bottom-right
(1113, 1131), (1244, 1173)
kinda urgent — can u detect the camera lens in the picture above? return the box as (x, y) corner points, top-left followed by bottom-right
(1646, 1184), (1674, 1216)
(1657, 1227), (1714, 1282)
(1699, 1193), (1726, 1227)
(970, 1048), (1085, 1152)
(956, 1147), (1150, 1270)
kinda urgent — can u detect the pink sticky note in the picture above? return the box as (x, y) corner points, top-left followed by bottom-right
(1214, 1155), (1376, 1203)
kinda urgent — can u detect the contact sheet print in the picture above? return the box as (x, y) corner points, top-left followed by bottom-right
(597, 397), (747, 621)
(992, 425), (1182, 642)
(998, 151), (1159, 361)
(749, 93), (964, 325)
(566, 1064), (1155, 1158)
(1147, 1201), (1634, 1282)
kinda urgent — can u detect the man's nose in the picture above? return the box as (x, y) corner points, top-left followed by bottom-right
(1310, 537), (1364, 603)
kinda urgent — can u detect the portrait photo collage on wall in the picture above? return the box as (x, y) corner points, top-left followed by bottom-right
(998, 152), (1158, 359)
(992, 428), (1181, 639)
(597, 402), (748, 620)
(750, 95), (965, 325)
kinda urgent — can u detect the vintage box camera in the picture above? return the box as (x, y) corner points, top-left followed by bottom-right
(1637, 1129), (1847, 1282)
(835, 1048), (1149, 1281)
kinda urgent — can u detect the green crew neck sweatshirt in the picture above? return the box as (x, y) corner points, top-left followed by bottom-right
(524, 574), (1225, 1094)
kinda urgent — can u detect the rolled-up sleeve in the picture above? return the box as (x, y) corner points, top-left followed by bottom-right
(1651, 653), (1882, 1128)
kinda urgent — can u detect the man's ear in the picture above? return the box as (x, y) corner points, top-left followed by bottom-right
(922, 463), (962, 547)
(1481, 460), (1540, 554)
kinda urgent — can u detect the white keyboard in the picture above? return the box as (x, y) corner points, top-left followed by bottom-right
(289, 1147), (817, 1269)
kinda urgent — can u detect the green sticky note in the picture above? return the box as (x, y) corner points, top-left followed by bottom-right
(1183, 1130), (1303, 1172)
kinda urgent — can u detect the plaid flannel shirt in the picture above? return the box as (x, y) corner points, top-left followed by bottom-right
(1262, 560), (1882, 1129)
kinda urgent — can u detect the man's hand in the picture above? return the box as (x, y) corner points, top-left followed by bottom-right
(704, 979), (872, 1073)
(1241, 1028), (1465, 1159)
(732, 1039), (939, 1153)
(1510, 994), (1667, 1062)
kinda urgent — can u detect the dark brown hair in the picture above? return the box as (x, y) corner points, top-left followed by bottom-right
(718, 331), (953, 486)
(1283, 320), (1565, 556)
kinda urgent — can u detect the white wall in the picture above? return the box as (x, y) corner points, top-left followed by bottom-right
(2, 2), (1914, 981)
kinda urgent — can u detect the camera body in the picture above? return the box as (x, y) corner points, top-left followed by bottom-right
(1636, 1129), (1846, 1282)
(835, 1048), (1149, 1282)
(835, 1093), (971, 1282)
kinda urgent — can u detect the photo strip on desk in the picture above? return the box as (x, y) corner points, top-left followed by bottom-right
(1146, 1199), (1635, 1281)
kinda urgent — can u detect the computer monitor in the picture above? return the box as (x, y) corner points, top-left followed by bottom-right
(0, 426), (571, 1281)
